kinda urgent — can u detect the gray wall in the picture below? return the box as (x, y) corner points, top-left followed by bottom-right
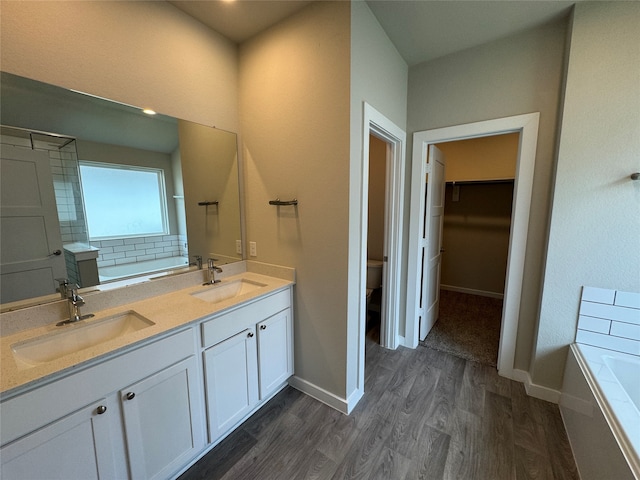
(406, 18), (568, 374)
(533, 2), (640, 390)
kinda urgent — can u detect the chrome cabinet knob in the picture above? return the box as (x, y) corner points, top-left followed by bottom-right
(247, 332), (254, 338)
(96, 405), (107, 415)
(126, 392), (135, 400)
(260, 325), (267, 330)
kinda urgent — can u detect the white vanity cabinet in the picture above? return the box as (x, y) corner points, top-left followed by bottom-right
(204, 328), (259, 440)
(120, 355), (204, 480)
(0, 396), (122, 480)
(0, 328), (206, 480)
(202, 288), (293, 443)
(257, 308), (293, 399)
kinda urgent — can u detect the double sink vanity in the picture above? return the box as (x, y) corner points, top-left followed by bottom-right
(0, 261), (295, 480)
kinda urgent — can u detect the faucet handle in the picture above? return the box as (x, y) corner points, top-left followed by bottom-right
(69, 284), (81, 298)
(55, 278), (70, 298)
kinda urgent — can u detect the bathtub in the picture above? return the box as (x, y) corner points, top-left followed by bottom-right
(561, 343), (639, 480)
(99, 256), (189, 283)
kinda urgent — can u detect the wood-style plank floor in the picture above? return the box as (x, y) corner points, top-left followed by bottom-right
(180, 333), (579, 480)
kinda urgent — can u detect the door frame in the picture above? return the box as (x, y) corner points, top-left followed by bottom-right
(358, 103), (406, 369)
(405, 113), (539, 379)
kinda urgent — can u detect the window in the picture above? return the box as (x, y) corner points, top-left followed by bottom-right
(79, 162), (168, 240)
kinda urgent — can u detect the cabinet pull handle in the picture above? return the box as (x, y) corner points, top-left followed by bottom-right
(260, 325), (267, 330)
(126, 392), (136, 400)
(96, 405), (107, 415)
(247, 332), (254, 338)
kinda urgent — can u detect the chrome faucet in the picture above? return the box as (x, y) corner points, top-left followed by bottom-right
(204, 258), (223, 285)
(57, 285), (95, 326)
(190, 255), (203, 270)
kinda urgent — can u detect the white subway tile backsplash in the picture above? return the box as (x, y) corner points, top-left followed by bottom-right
(113, 245), (136, 253)
(577, 315), (611, 334)
(610, 322), (640, 341)
(615, 291), (640, 309)
(582, 286), (616, 304)
(101, 239), (124, 247)
(576, 330), (640, 356)
(577, 287), (640, 357)
(580, 301), (640, 325)
(124, 237), (146, 245)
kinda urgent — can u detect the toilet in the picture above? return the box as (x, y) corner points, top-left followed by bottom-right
(366, 259), (383, 315)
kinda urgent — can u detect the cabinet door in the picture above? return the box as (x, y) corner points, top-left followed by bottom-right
(257, 308), (293, 399)
(120, 356), (205, 480)
(0, 398), (122, 480)
(204, 328), (258, 442)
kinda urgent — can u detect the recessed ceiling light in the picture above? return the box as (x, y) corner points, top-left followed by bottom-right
(142, 108), (156, 115)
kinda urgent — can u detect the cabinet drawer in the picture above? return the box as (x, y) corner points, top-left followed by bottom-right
(201, 289), (290, 347)
(1, 327), (196, 446)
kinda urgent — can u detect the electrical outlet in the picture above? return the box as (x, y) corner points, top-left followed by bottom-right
(249, 241), (257, 257)
(236, 240), (242, 255)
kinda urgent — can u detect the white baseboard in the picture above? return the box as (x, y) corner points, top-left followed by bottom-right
(288, 376), (362, 414)
(440, 284), (504, 299)
(512, 368), (561, 404)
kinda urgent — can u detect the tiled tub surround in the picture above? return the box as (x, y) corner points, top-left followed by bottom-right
(560, 286), (640, 480)
(92, 234), (187, 270)
(98, 255), (189, 283)
(576, 286), (640, 355)
(0, 260), (294, 395)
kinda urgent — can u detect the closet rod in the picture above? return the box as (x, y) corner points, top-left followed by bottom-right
(446, 179), (514, 186)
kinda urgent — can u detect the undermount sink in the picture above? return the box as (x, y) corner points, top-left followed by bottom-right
(190, 279), (267, 304)
(12, 311), (155, 367)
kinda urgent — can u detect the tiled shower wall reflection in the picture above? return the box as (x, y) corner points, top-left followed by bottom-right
(1, 133), (89, 244)
(50, 143), (88, 244)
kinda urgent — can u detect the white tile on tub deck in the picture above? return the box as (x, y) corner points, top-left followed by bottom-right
(610, 321), (640, 341)
(581, 286), (616, 304)
(578, 315), (611, 334)
(576, 330), (640, 356)
(580, 301), (640, 325)
(615, 291), (640, 309)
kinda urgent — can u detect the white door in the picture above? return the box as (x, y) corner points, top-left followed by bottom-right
(419, 145), (446, 341)
(0, 145), (66, 303)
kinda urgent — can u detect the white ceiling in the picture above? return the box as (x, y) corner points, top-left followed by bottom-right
(169, 0), (577, 66)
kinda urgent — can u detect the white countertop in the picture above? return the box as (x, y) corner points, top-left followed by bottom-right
(0, 267), (293, 397)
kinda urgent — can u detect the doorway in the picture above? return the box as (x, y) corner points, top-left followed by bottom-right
(355, 103), (406, 400)
(422, 133), (518, 366)
(365, 134), (388, 344)
(406, 113), (540, 380)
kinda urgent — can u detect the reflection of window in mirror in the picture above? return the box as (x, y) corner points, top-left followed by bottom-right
(79, 162), (169, 239)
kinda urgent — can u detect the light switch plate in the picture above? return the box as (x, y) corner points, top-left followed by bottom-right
(236, 240), (242, 255)
(249, 241), (257, 257)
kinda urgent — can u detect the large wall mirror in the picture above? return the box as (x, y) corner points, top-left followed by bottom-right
(0, 71), (243, 308)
